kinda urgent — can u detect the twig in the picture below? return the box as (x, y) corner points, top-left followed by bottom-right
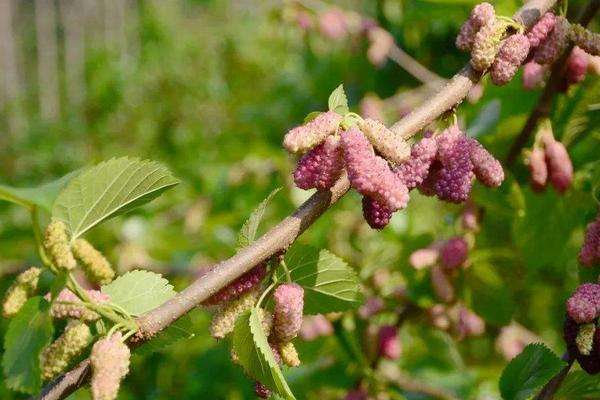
(34, 1), (558, 398)
(505, 0), (600, 165)
(534, 352), (574, 400)
(387, 44), (445, 85)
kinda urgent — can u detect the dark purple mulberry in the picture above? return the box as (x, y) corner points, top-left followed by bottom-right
(564, 316), (600, 374)
(579, 215), (600, 267)
(293, 135), (344, 190)
(203, 264), (267, 306)
(440, 237), (469, 270)
(362, 196), (393, 230)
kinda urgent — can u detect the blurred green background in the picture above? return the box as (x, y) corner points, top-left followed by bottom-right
(0, 0), (599, 399)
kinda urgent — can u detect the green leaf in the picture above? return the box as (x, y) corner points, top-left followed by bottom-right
(52, 157), (179, 239)
(237, 188), (280, 249)
(499, 343), (566, 400)
(303, 111), (322, 123)
(2, 297), (54, 394)
(232, 308), (295, 400)
(136, 314), (195, 355)
(279, 245), (362, 314)
(0, 171), (78, 212)
(466, 261), (515, 326)
(327, 84), (349, 116)
(101, 270), (176, 316)
(555, 371), (600, 399)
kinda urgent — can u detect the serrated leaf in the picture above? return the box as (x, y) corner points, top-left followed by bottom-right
(327, 84), (349, 116)
(101, 270), (176, 316)
(303, 111), (322, 123)
(555, 371), (600, 399)
(499, 343), (566, 400)
(232, 308), (295, 400)
(136, 314), (195, 355)
(237, 188), (280, 249)
(2, 297), (54, 394)
(52, 157), (179, 239)
(279, 245), (362, 314)
(0, 171), (78, 212)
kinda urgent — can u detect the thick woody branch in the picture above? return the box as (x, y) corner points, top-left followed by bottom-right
(35, 1), (558, 398)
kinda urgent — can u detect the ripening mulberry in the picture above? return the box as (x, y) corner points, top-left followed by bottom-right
(534, 16), (570, 65)
(91, 332), (131, 400)
(528, 147), (548, 191)
(279, 341), (301, 367)
(491, 34), (530, 85)
(522, 61), (546, 90)
(255, 381), (272, 398)
(435, 135), (475, 203)
(209, 290), (258, 339)
(283, 111), (342, 154)
(293, 135), (344, 190)
(526, 12), (556, 49)
(40, 321), (93, 380)
(456, 2), (495, 51)
(72, 239), (115, 285)
(318, 8), (348, 40)
(471, 19), (505, 71)
(440, 237), (469, 270)
(468, 139), (504, 187)
(378, 325), (401, 360)
(576, 323), (596, 356)
(470, 2), (495, 28)
(51, 289), (110, 321)
(542, 134), (573, 194)
(457, 20), (478, 52)
(367, 27), (394, 67)
(579, 215), (600, 267)
(565, 46), (589, 85)
(203, 263), (267, 306)
(361, 196), (393, 230)
(1, 267), (41, 318)
(456, 306), (485, 339)
(418, 160), (443, 197)
(430, 264), (454, 303)
(564, 316), (600, 374)
(409, 247), (439, 269)
(358, 118), (410, 164)
(570, 24), (600, 56)
(273, 283), (304, 343)
(566, 283), (600, 324)
(341, 127), (409, 211)
(395, 136), (438, 189)
(44, 220), (76, 271)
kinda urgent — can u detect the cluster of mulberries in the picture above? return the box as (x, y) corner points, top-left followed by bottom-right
(377, 325), (401, 360)
(564, 283), (600, 374)
(1, 267), (41, 318)
(533, 15), (570, 65)
(50, 288), (110, 321)
(90, 332), (131, 400)
(526, 125), (573, 194)
(40, 320), (93, 380)
(72, 238), (115, 285)
(202, 263), (267, 306)
(579, 214), (600, 267)
(44, 220), (77, 271)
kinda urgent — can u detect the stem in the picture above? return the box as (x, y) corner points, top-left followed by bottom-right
(30, 207), (53, 270)
(534, 352), (574, 400)
(387, 44), (445, 85)
(257, 282), (276, 308)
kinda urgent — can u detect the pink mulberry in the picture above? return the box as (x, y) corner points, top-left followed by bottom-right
(542, 135), (573, 194)
(300, 315), (333, 341)
(470, 2), (495, 28)
(434, 135), (475, 203)
(341, 127), (409, 211)
(293, 135), (344, 190)
(456, 20), (478, 52)
(273, 283), (304, 343)
(566, 283), (600, 324)
(51, 288), (110, 321)
(362, 196), (393, 229)
(491, 34), (530, 85)
(378, 325), (401, 360)
(440, 237), (469, 270)
(565, 46), (589, 85)
(457, 306), (485, 339)
(283, 111), (342, 154)
(528, 147), (548, 191)
(579, 215), (600, 267)
(534, 16), (570, 65)
(468, 139), (504, 187)
(203, 263), (267, 306)
(91, 333), (131, 400)
(395, 136), (438, 189)
(318, 8), (348, 40)
(409, 247), (439, 270)
(522, 62), (546, 90)
(527, 12), (556, 49)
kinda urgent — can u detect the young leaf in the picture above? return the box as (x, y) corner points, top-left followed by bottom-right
(278, 245), (362, 314)
(101, 270), (176, 316)
(0, 171), (78, 212)
(2, 297), (54, 394)
(232, 308), (295, 400)
(555, 370), (600, 399)
(136, 314), (195, 356)
(499, 343), (566, 400)
(237, 188), (281, 249)
(52, 157), (179, 239)
(303, 111), (322, 123)
(327, 84), (349, 116)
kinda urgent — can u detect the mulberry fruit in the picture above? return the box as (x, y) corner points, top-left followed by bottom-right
(471, 19), (505, 71)
(209, 290), (258, 339)
(570, 24), (600, 56)
(526, 12), (556, 49)
(44, 220), (76, 271)
(542, 134), (573, 194)
(283, 111), (342, 154)
(72, 239), (115, 285)
(491, 34), (530, 85)
(40, 321), (93, 380)
(358, 118), (410, 164)
(470, 3), (495, 28)
(430, 265), (454, 303)
(565, 46), (589, 85)
(293, 135), (344, 190)
(576, 323), (596, 356)
(457, 306), (485, 339)
(564, 316), (600, 374)
(2, 267), (41, 318)
(579, 215), (600, 267)
(278, 341), (301, 367)
(566, 283), (600, 324)
(318, 8), (348, 40)
(273, 283), (304, 343)
(418, 160), (443, 197)
(341, 127), (409, 211)
(456, 2), (495, 51)
(440, 237), (469, 270)
(378, 325), (401, 360)
(361, 196), (393, 230)
(51, 289), (110, 321)
(395, 136), (438, 189)
(528, 147), (548, 191)
(91, 332), (131, 400)
(203, 263), (267, 306)
(534, 16), (570, 65)
(456, 20), (478, 52)
(468, 139), (504, 187)
(522, 61), (546, 90)
(435, 135), (475, 203)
